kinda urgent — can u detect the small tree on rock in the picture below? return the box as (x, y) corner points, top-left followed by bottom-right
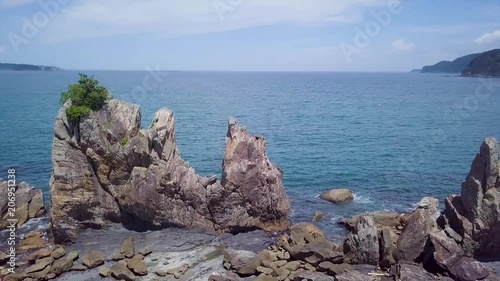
(60, 74), (110, 121)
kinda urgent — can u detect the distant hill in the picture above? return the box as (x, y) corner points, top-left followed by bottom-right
(420, 53), (478, 74)
(0, 63), (60, 71)
(462, 49), (500, 77)
(410, 69), (421, 73)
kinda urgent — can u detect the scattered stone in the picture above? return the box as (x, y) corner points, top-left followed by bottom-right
(282, 261), (301, 271)
(27, 248), (51, 262)
(138, 246), (152, 256)
(320, 188), (354, 203)
(24, 257), (52, 274)
(52, 256), (74, 275)
(112, 252), (125, 261)
(51, 245), (66, 259)
(111, 262), (136, 281)
(66, 251), (79, 261)
(127, 256), (148, 276)
(155, 269), (167, 277)
(226, 249), (259, 275)
(99, 266), (111, 277)
(120, 236), (135, 258)
(257, 265), (274, 275)
(71, 263), (87, 271)
(19, 231), (46, 252)
(82, 251), (105, 268)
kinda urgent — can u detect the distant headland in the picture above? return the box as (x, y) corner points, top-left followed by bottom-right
(413, 48), (500, 77)
(0, 62), (61, 71)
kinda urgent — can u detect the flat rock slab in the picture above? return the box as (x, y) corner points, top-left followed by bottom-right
(55, 226), (274, 281)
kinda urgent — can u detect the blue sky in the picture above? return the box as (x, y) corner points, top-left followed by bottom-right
(0, 0), (499, 71)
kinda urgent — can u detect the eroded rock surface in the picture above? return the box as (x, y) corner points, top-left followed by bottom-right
(50, 99), (290, 242)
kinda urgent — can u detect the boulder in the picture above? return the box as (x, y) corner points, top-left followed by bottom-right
(396, 197), (439, 262)
(319, 189), (354, 203)
(51, 245), (66, 259)
(27, 248), (51, 262)
(343, 214), (379, 265)
(111, 262), (136, 281)
(82, 251), (105, 268)
(442, 137), (500, 256)
(449, 257), (491, 281)
(50, 100), (290, 242)
(288, 222), (329, 245)
(127, 256), (148, 276)
(0, 181), (45, 228)
(379, 227), (396, 268)
(120, 236), (135, 258)
(226, 249), (259, 275)
(429, 230), (464, 272)
(286, 223), (342, 265)
(52, 256), (74, 275)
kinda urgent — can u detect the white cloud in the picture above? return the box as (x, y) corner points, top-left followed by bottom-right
(0, 0), (35, 10)
(405, 23), (500, 34)
(475, 30), (500, 45)
(392, 38), (415, 51)
(40, 0), (399, 43)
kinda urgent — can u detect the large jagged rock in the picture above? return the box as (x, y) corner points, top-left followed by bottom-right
(396, 197), (439, 262)
(343, 214), (379, 265)
(50, 99), (290, 242)
(0, 180), (45, 228)
(442, 137), (500, 256)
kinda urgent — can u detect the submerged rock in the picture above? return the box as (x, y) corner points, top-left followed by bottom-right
(320, 188), (354, 204)
(50, 99), (290, 242)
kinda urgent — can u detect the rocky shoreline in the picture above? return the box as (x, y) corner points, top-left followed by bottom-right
(1, 98), (500, 280)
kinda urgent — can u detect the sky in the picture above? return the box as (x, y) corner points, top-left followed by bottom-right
(0, 0), (499, 71)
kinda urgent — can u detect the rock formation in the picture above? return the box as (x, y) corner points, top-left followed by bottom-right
(0, 180), (45, 228)
(50, 99), (290, 242)
(442, 137), (500, 257)
(319, 188), (354, 204)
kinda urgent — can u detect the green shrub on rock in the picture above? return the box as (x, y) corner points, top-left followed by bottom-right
(60, 74), (110, 121)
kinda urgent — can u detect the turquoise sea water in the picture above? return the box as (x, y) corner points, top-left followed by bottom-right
(1, 71), (499, 237)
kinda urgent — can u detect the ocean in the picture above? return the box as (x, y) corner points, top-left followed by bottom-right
(1, 71), (499, 238)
